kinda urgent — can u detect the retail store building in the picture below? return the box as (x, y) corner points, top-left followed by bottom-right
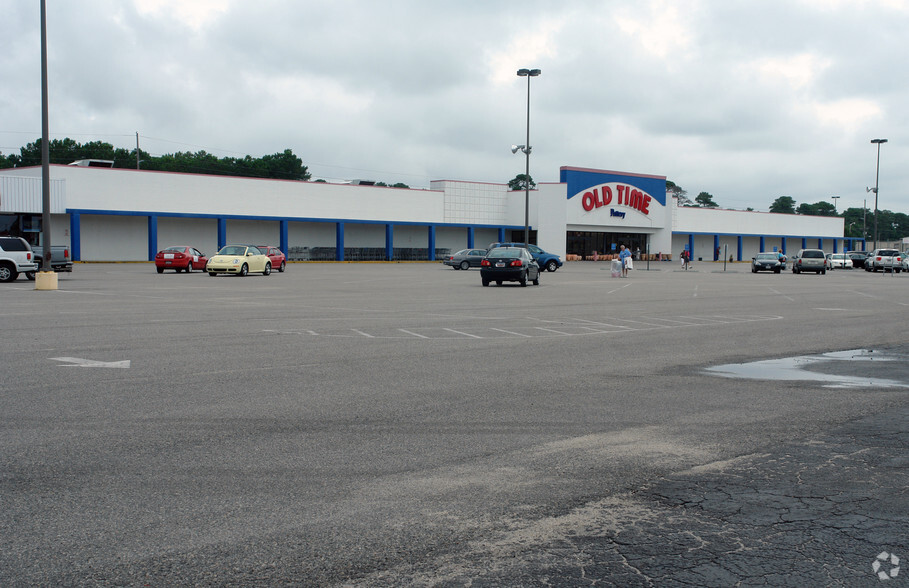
(0, 164), (851, 262)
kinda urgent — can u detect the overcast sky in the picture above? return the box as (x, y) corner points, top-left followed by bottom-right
(1, 0), (907, 213)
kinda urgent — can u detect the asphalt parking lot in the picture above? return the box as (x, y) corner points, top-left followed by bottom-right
(1, 261), (907, 586)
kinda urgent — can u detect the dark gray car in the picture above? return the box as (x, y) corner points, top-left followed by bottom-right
(443, 248), (487, 270)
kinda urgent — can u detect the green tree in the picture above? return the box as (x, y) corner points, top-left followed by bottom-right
(770, 196), (796, 214)
(694, 191), (718, 208)
(3, 137), (310, 181)
(666, 180), (693, 206)
(796, 201), (836, 216)
(508, 174), (535, 191)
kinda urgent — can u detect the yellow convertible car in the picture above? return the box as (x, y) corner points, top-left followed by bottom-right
(206, 245), (272, 276)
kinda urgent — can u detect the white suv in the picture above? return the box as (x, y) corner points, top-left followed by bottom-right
(0, 236), (39, 282)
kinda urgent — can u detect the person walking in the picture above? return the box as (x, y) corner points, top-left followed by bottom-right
(619, 244), (632, 277)
(681, 248), (690, 270)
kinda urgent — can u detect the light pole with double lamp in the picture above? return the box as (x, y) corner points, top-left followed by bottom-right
(870, 138), (887, 250)
(514, 68), (540, 248)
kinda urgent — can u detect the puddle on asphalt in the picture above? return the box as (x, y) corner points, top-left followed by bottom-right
(705, 348), (909, 389)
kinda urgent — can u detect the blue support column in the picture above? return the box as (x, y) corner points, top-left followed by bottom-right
(687, 234), (694, 258)
(428, 226), (436, 261)
(802, 238), (807, 249)
(385, 224), (393, 261)
(498, 227), (505, 242)
(69, 212), (81, 261)
(833, 239), (838, 254)
(780, 238), (787, 255)
(737, 236), (743, 261)
(147, 215), (158, 261)
(336, 222), (345, 261)
(280, 220), (288, 255)
(217, 218), (227, 249)
(713, 235), (720, 260)
(467, 227), (475, 249)
(760, 236), (765, 252)
(818, 238), (823, 249)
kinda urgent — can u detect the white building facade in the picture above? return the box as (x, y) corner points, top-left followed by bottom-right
(0, 164), (852, 263)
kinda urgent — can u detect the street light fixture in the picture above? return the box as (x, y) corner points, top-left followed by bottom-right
(870, 138), (888, 250)
(515, 68), (541, 248)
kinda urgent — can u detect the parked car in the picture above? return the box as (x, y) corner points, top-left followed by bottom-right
(480, 247), (540, 287)
(206, 245), (271, 276)
(751, 252), (783, 273)
(825, 253), (853, 269)
(791, 249), (826, 274)
(487, 242), (562, 272)
(902, 252), (909, 271)
(0, 236), (39, 282)
(846, 251), (867, 269)
(155, 246), (207, 273)
(864, 249), (902, 273)
(257, 245), (286, 272)
(443, 248), (487, 270)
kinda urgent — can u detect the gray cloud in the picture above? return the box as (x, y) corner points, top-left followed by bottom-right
(1, 0), (906, 212)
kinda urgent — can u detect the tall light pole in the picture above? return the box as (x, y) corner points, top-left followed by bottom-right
(831, 195), (840, 253)
(870, 138), (887, 250)
(516, 68), (540, 247)
(40, 0), (52, 272)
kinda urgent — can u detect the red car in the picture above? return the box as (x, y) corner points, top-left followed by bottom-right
(154, 246), (207, 273)
(257, 246), (286, 272)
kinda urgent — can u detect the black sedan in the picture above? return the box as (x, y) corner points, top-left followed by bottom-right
(480, 247), (540, 287)
(846, 251), (867, 269)
(751, 252), (783, 273)
(443, 248), (487, 270)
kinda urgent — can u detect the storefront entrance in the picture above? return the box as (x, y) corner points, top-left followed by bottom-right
(567, 231), (649, 259)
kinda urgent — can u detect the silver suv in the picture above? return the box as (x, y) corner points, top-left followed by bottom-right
(791, 249), (826, 275)
(864, 249), (902, 273)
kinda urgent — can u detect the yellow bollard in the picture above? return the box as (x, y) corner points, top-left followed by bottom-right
(34, 271), (58, 290)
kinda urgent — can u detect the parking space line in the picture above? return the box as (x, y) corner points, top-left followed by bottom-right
(398, 329), (429, 338)
(352, 329), (375, 338)
(443, 328), (483, 339)
(490, 328), (532, 337)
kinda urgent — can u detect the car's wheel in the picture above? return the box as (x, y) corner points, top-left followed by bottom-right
(460, 261), (470, 270)
(752, 267), (757, 273)
(185, 262), (192, 273)
(520, 271), (527, 287)
(0, 263), (17, 282)
(263, 262), (271, 276)
(820, 269), (826, 274)
(496, 280), (502, 286)
(25, 271), (36, 281)
(209, 272), (217, 277)
(279, 261), (285, 272)
(156, 267), (164, 274)
(546, 260), (558, 272)
(774, 268), (780, 274)
(533, 274), (540, 285)
(482, 279), (489, 287)
(239, 264), (248, 277)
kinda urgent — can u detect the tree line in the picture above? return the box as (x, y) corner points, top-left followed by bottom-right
(0, 137), (311, 181)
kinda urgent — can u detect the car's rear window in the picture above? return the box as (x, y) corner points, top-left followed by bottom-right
(0, 237), (29, 251)
(488, 248), (521, 258)
(756, 253), (777, 260)
(802, 250), (824, 258)
(880, 250), (899, 256)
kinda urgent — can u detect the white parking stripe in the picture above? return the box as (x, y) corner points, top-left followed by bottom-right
(443, 328), (483, 339)
(489, 328), (532, 337)
(398, 329), (429, 338)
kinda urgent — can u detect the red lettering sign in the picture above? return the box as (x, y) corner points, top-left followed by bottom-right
(579, 183), (653, 217)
